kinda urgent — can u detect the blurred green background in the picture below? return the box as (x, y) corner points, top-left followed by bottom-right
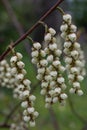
(0, 0), (87, 130)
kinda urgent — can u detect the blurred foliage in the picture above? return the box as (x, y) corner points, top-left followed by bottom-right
(68, 0), (87, 27)
(0, 0), (35, 54)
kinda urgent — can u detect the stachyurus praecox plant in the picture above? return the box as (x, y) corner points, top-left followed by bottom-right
(0, 5), (86, 130)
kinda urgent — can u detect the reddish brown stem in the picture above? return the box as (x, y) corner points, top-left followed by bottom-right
(0, 0), (64, 61)
(1, 0), (32, 57)
(49, 107), (60, 130)
(0, 123), (10, 128)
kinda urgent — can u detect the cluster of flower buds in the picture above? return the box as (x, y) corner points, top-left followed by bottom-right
(0, 60), (15, 88)
(10, 51), (39, 127)
(31, 27), (67, 108)
(10, 114), (28, 130)
(10, 120), (28, 130)
(60, 13), (86, 95)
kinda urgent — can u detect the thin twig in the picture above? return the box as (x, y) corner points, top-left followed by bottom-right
(0, 0), (64, 61)
(1, 0), (32, 57)
(0, 123), (10, 128)
(4, 102), (21, 124)
(1, 0), (23, 35)
(68, 95), (87, 124)
(49, 107), (60, 130)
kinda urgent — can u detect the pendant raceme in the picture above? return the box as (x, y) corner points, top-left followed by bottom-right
(31, 27), (68, 108)
(60, 13), (86, 95)
(10, 51), (39, 127)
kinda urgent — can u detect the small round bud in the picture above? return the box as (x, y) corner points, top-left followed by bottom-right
(68, 33), (76, 42)
(53, 60), (60, 67)
(44, 47), (50, 54)
(53, 97), (58, 103)
(60, 24), (68, 32)
(47, 55), (53, 63)
(73, 82), (80, 89)
(16, 52), (23, 59)
(45, 97), (51, 103)
(23, 116), (30, 122)
(18, 84), (24, 90)
(41, 82), (48, 88)
(40, 50), (46, 57)
(63, 48), (70, 55)
(77, 75), (84, 82)
(75, 60), (83, 67)
(40, 59), (48, 67)
(68, 74), (74, 81)
(11, 67), (17, 74)
(45, 75), (52, 81)
(33, 42), (41, 50)
(44, 33), (51, 43)
(10, 56), (17, 63)
(30, 121), (36, 127)
(32, 58), (38, 64)
(27, 107), (35, 114)
(36, 74), (43, 80)
(65, 57), (72, 64)
(55, 88), (61, 94)
(71, 50), (78, 59)
(71, 67), (78, 74)
(0, 60), (7, 66)
(16, 73), (24, 81)
(23, 90), (30, 97)
(23, 79), (31, 86)
(38, 68), (45, 74)
(31, 50), (39, 57)
(61, 32), (67, 39)
(64, 41), (72, 48)
(54, 49), (62, 57)
(21, 69), (27, 75)
(40, 89), (47, 95)
(77, 90), (83, 96)
(63, 14), (72, 24)
(60, 93), (68, 100)
(70, 24), (77, 32)
(69, 88), (75, 94)
(17, 61), (25, 69)
(57, 77), (65, 84)
(59, 66), (65, 72)
(50, 81), (56, 88)
(23, 110), (28, 116)
(48, 28), (56, 36)
(6, 72), (11, 78)
(33, 111), (39, 117)
(74, 42), (80, 50)
(61, 84), (67, 90)
(21, 101), (28, 108)
(52, 37), (57, 43)
(49, 90), (55, 96)
(49, 43), (57, 51)
(50, 71), (57, 77)
(29, 95), (36, 101)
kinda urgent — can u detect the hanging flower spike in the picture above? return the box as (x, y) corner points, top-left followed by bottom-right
(0, 59), (15, 89)
(60, 12), (86, 96)
(10, 113), (28, 130)
(31, 23), (67, 108)
(10, 50), (39, 127)
(43, 26), (67, 107)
